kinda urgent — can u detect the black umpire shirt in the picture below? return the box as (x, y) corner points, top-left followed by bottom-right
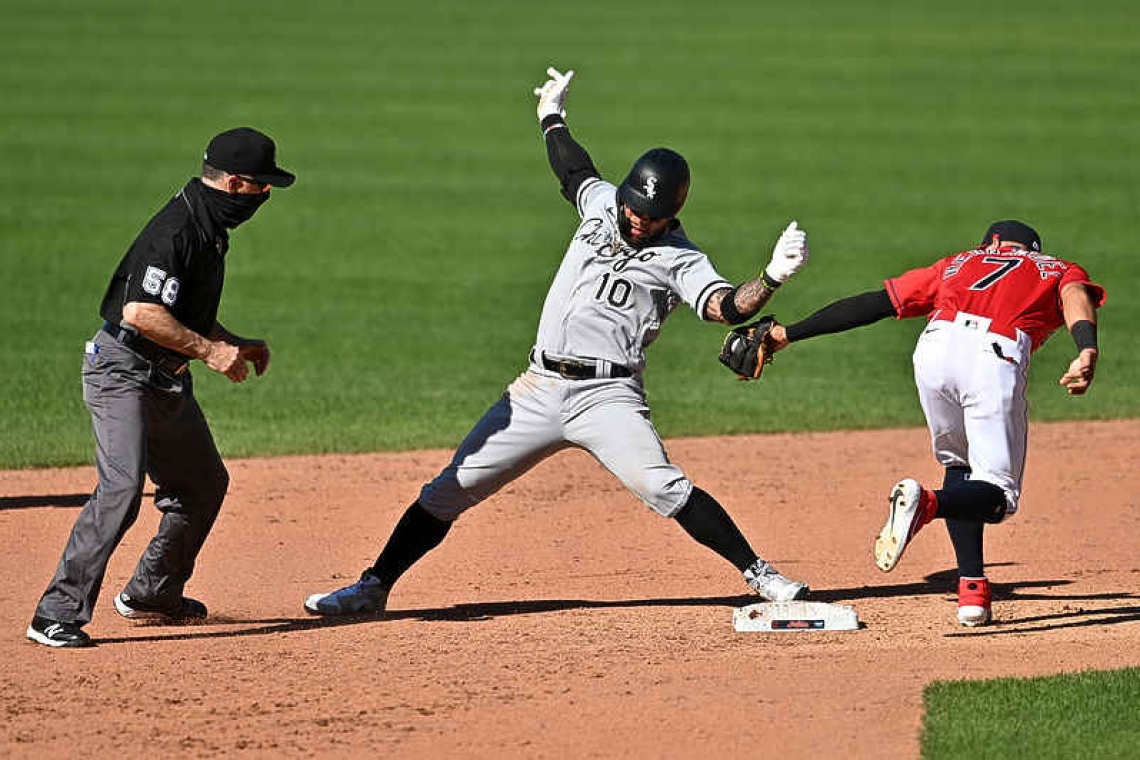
(99, 179), (229, 359)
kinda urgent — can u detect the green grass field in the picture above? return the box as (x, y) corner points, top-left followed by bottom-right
(922, 668), (1140, 759)
(2, 0), (1138, 753)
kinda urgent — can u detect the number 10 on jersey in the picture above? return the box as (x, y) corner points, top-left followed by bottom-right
(594, 272), (632, 308)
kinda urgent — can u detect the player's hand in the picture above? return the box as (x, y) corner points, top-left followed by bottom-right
(764, 221), (809, 284)
(239, 340), (271, 377)
(1059, 348), (1098, 395)
(534, 67), (574, 120)
(205, 341), (249, 383)
(767, 322), (791, 352)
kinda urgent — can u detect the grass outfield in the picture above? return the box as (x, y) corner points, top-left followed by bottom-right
(1, 0), (1137, 468)
(922, 668), (1140, 759)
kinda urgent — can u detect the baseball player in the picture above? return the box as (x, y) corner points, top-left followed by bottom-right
(26, 128), (294, 648)
(304, 67), (811, 616)
(753, 220), (1105, 626)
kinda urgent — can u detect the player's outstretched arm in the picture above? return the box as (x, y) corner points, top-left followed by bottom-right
(774, 289), (898, 351)
(1059, 282), (1099, 395)
(534, 66), (600, 206)
(705, 221), (809, 325)
(718, 286), (898, 380)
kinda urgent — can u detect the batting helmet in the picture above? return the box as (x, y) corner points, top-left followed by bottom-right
(616, 148), (690, 247)
(982, 220), (1041, 252)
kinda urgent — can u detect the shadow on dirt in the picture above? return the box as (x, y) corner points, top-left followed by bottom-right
(816, 567), (1140, 635)
(91, 594), (765, 645)
(89, 570), (1140, 646)
(943, 604), (1140, 637)
(0, 493), (91, 510)
(806, 565), (1058, 603)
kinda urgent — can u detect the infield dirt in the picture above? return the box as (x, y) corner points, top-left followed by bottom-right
(3, 420), (1138, 758)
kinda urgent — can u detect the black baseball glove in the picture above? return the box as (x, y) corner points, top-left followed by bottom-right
(718, 316), (777, 380)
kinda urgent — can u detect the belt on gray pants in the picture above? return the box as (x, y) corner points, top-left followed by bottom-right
(101, 322), (190, 375)
(531, 350), (632, 380)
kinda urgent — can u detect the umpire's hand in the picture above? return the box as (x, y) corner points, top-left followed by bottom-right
(206, 341), (250, 383)
(240, 341), (271, 377)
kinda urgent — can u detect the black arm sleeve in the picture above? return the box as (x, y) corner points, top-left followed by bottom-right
(784, 289), (898, 342)
(541, 114), (601, 206)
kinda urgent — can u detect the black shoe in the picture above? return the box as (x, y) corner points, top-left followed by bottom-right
(26, 616), (93, 648)
(114, 592), (208, 620)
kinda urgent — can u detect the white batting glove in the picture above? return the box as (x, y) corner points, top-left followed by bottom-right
(534, 67), (574, 121)
(764, 221), (809, 284)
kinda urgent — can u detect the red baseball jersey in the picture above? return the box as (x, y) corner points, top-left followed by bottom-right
(885, 245), (1106, 351)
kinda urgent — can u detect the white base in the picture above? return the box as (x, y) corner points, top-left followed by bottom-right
(733, 601), (860, 632)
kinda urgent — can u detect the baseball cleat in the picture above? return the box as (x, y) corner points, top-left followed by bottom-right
(743, 559), (809, 602)
(115, 592), (208, 620)
(957, 576), (992, 627)
(874, 478), (936, 572)
(26, 616), (93, 648)
(304, 570), (390, 616)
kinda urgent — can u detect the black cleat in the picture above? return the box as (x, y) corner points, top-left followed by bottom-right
(27, 616), (93, 648)
(114, 592), (208, 620)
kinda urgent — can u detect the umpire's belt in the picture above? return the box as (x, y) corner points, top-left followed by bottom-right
(532, 350), (632, 380)
(101, 321), (190, 375)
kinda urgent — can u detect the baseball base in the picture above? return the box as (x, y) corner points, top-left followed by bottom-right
(733, 601), (860, 632)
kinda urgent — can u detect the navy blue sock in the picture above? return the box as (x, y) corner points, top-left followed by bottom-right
(946, 520), (985, 578)
(370, 502), (452, 588)
(935, 481), (1006, 523)
(674, 487), (758, 572)
(942, 465), (971, 489)
(940, 467), (985, 577)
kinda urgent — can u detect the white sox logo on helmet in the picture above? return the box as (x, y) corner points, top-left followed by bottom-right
(644, 177), (658, 199)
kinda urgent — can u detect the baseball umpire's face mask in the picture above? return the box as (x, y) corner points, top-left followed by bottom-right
(201, 181), (270, 228)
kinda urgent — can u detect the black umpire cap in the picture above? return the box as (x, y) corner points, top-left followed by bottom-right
(205, 127), (296, 187)
(982, 220), (1040, 251)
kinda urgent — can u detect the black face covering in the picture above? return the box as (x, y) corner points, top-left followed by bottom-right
(200, 183), (269, 228)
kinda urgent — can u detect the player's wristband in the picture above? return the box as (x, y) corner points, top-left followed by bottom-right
(760, 269), (783, 290)
(719, 287), (745, 324)
(1070, 320), (1098, 352)
(541, 114), (567, 136)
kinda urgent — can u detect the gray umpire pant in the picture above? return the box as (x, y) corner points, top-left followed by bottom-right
(35, 330), (229, 626)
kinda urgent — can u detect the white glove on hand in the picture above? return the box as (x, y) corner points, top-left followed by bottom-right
(534, 67), (574, 120)
(764, 221), (809, 284)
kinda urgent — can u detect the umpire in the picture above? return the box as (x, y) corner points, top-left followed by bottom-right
(26, 127), (295, 648)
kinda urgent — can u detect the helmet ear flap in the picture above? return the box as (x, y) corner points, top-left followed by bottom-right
(615, 181), (632, 215)
(616, 198), (635, 246)
(675, 177), (690, 212)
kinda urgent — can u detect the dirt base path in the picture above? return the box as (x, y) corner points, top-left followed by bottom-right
(3, 420), (1138, 758)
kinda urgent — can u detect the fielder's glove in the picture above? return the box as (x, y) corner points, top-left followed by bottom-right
(534, 66), (574, 120)
(719, 316), (778, 380)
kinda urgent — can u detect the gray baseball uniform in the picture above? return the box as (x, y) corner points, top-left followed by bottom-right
(418, 177), (731, 520)
(36, 331), (228, 626)
(298, 71), (811, 618)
